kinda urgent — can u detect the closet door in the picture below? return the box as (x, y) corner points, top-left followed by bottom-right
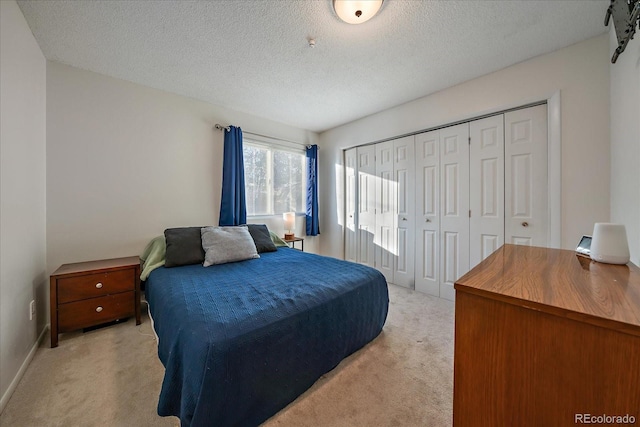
(469, 115), (504, 269)
(505, 105), (548, 247)
(393, 136), (415, 289)
(376, 141), (395, 284)
(415, 130), (440, 296)
(344, 148), (358, 263)
(439, 123), (470, 301)
(357, 145), (376, 268)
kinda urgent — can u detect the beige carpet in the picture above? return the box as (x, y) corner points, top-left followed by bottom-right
(0, 284), (454, 427)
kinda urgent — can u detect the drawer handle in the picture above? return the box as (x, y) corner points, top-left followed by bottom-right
(95, 282), (103, 289)
(522, 222), (529, 227)
(96, 306), (103, 313)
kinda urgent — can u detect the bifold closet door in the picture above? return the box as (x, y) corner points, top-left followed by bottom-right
(357, 145), (376, 268)
(344, 148), (358, 263)
(345, 104), (549, 299)
(393, 136), (415, 289)
(469, 115), (505, 269)
(415, 130), (440, 296)
(505, 104), (548, 247)
(376, 141), (395, 284)
(439, 123), (470, 301)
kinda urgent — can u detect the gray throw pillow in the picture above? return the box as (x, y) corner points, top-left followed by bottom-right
(201, 226), (260, 267)
(245, 224), (277, 253)
(164, 227), (206, 267)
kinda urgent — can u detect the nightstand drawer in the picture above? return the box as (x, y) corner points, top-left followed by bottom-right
(58, 269), (134, 304)
(58, 291), (134, 331)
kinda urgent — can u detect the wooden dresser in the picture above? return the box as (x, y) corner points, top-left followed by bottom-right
(453, 244), (640, 426)
(50, 256), (141, 347)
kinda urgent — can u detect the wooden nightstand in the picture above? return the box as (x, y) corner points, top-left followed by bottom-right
(50, 256), (141, 348)
(283, 236), (304, 251)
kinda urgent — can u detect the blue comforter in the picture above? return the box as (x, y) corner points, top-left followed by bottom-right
(146, 248), (389, 426)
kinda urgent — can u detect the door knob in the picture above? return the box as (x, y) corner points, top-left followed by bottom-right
(522, 222), (529, 227)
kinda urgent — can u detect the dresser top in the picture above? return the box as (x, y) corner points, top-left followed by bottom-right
(455, 244), (640, 335)
(52, 256), (140, 277)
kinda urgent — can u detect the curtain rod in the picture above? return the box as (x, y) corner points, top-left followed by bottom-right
(213, 123), (316, 149)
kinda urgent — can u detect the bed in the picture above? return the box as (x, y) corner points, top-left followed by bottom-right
(145, 246), (389, 426)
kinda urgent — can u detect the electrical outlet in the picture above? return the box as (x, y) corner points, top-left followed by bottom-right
(29, 300), (35, 321)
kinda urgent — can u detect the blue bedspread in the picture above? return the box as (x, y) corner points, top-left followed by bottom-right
(146, 248), (389, 426)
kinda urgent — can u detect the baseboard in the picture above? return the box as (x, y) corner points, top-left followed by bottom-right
(0, 325), (48, 414)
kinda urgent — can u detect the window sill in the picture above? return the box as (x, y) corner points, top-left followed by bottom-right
(248, 213), (305, 219)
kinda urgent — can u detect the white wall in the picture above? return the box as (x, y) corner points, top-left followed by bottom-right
(609, 29), (640, 266)
(0, 0), (47, 411)
(318, 34), (610, 258)
(46, 62), (319, 275)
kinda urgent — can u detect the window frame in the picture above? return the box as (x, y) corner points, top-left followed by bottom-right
(243, 137), (306, 217)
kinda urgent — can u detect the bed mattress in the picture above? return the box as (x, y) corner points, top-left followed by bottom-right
(145, 248), (389, 426)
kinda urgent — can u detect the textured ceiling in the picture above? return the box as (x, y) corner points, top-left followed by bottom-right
(18, 0), (608, 133)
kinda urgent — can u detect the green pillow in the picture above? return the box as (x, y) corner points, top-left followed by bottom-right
(269, 230), (289, 247)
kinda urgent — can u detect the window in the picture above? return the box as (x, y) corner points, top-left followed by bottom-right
(244, 140), (305, 216)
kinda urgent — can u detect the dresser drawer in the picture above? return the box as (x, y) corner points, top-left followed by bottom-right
(58, 291), (135, 332)
(58, 268), (134, 304)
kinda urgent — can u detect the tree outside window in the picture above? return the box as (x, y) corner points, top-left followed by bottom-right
(244, 142), (304, 216)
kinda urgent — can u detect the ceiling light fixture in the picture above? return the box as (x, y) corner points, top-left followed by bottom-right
(333, 0), (383, 24)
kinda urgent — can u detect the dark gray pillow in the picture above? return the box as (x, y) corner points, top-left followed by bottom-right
(164, 227), (205, 267)
(245, 224), (277, 253)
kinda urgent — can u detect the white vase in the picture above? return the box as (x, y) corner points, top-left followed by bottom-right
(590, 223), (630, 265)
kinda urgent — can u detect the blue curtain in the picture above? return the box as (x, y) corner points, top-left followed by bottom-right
(219, 126), (247, 226)
(306, 145), (320, 236)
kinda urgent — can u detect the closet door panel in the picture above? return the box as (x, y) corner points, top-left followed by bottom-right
(470, 115), (504, 269)
(376, 141), (395, 284)
(439, 124), (470, 301)
(394, 136), (415, 289)
(345, 148), (358, 263)
(345, 105), (550, 300)
(505, 105), (548, 247)
(415, 130), (440, 295)
(357, 145), (376, 268)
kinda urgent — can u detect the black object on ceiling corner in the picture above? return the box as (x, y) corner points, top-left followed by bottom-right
(605, 0), (640, 63)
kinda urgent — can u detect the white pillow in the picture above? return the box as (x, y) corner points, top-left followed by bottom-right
(201, 226), (260, 267)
